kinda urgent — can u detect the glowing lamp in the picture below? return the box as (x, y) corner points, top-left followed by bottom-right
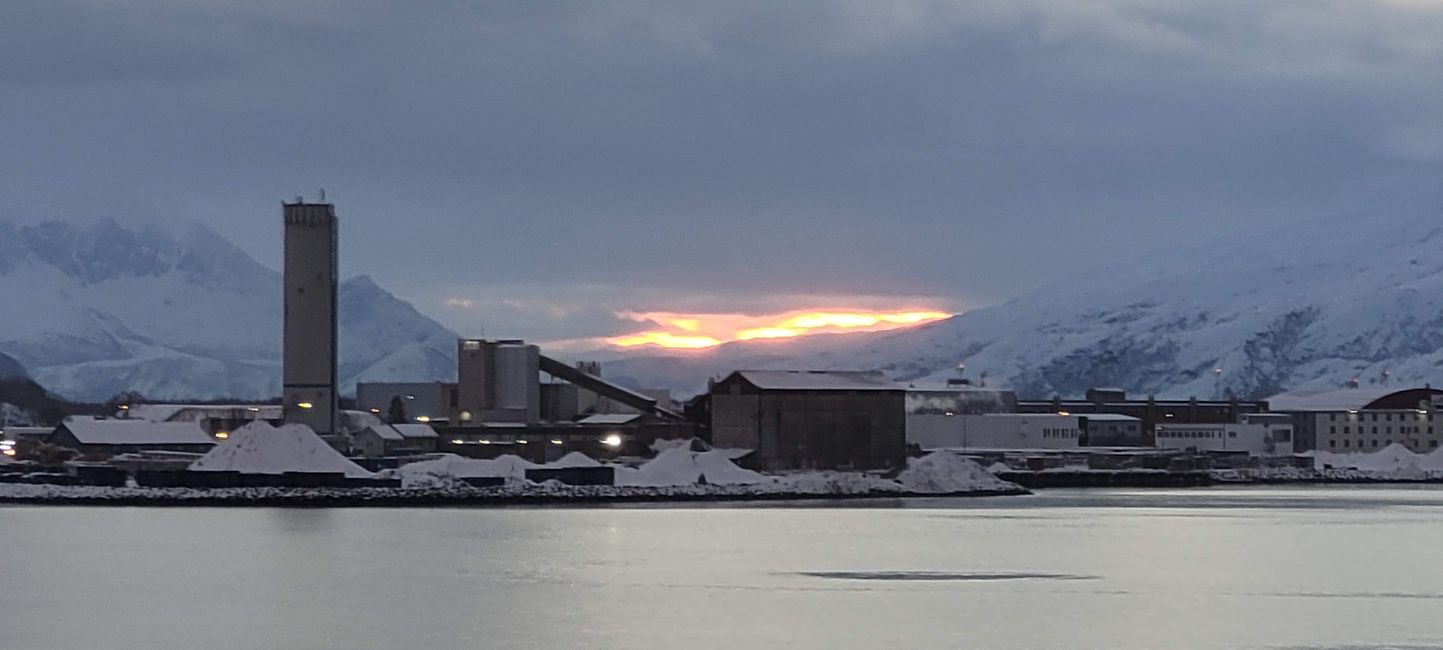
(602, 433), (623, 448)
(297, 402), (314, 410)
(214, 431), (229, 440)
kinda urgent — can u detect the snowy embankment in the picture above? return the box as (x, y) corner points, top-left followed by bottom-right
(1213, 444), (1443, 483)
(0, 450), (1026, 505)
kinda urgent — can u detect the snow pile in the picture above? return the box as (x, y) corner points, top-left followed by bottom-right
(548, 451), (602, 468)
(1307, 444), (1440, 480)
(399, 454), (538, 488)
(898, 452), (1020, 493)
(189, 422), (373, 478)
(649, 437), (705, 453)
(615, 448), (768, 486)
(987, 461), (1013, 474)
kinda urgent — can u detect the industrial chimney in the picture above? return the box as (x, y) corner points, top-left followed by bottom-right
(281, 200), (339, 438)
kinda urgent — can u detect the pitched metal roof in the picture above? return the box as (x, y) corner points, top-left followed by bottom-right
(732, 370), (902, 391)
(1267, 388), (1397, 412)
(391, 423), (439, 439)
(576, 413), (644, 425)
(60, 418), (215, 446)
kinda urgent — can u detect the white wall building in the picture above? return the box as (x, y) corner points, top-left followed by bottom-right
(908, 413), (1085, 450)
(1270, 387), (1443, 453)
(1154, 413), (1294, 455)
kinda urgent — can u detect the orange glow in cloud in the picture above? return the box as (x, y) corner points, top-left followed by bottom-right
(609, 309), (952, 349)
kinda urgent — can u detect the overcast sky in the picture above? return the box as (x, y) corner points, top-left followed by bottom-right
(5, 1), (1443, 342)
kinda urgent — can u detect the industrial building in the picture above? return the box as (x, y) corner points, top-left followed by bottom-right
(1154, 413), (1294, 455)
(49, 418), (217, 456)
(907, 412), (1143, 450)
(1270, 386), (1443, 452)
(709, 370), (907, 471)
(352, 423), (440, 457)
(1017, 388), (1269, 442)
(281, 200), (340, 440)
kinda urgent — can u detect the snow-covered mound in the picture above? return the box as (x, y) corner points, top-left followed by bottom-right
(897, 452), (1019, 493)
(189, 422), (373, 478)
(1307, 443), (1443, 479)
(399, 454), (539, 487)
(615, 447), (768, 486)
(0, 218), (458, 401)
(548, 451), (602, 468)
(606, 192), (1443, 399)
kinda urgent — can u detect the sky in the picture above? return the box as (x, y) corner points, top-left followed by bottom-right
(5, 1), (1443, 347)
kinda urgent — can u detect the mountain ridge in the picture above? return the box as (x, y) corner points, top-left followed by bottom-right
(604, 194), (1443, 399)
(0, 218), (458, 401)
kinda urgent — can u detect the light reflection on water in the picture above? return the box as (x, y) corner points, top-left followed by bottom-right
(2, 486), (1443, 649)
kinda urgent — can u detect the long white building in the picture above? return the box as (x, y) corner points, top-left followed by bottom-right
(1154, 413), (1294, 455)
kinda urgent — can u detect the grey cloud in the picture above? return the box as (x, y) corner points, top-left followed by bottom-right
(4, 1), (1443, 341)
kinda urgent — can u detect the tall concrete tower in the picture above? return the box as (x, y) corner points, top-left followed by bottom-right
(282, 200), (339, 437)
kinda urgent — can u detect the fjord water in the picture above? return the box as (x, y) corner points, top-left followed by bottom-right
(3, 488), (1443, 649)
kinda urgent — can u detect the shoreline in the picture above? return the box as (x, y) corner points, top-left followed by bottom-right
(0, 483), (1030, 507)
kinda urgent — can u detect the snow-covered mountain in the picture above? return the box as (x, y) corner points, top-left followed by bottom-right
(606, 194), (1443, 400)
(0, 218), (458, 401)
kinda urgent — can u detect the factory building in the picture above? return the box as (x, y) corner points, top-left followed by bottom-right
(1154, 413), (1294, 455)
(455, 339), (541, 424)
(907, 412), (1142, 450)
(1270, 386), (1443, 453)
(709, 370), (906, 471)
(49, 418), (217, 456)
(281, 200), (339, 439)
(353, 423), (440, 457)
(1017, 388), (1269, 442)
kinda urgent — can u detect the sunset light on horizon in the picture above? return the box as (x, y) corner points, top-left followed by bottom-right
(608, 309), (953, 350)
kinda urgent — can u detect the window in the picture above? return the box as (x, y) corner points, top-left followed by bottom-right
(1386, 413), (1392, 421)
(1343, 440), (1351, 448)
(1432, 441), (1439, 449)
(1343, 426), (1350, 434)
(1329, 440), (1337, 448)
(1372, 427), (1378, 434)
(1330, 426), (1336, 434)
(1330, 414), (1337, 421)
(1228, 431), (1237, 438)
(1372, 440), (1379, 448)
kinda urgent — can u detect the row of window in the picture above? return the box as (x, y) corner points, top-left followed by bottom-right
(1329, 426), (1434, 435)
(1041, 428), (1079, 439)
(1157, 430), (1240, 439)
(1328, 412), (1434, 422)
(1330, 439), (1441, 449)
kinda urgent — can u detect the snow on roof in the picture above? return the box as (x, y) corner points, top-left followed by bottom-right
(60, 418), (215, 446)
(189, 422), (372, 478)
(126, 404), (279, 422)
(1267, 388), (1397, 412)
(733, 370), (902, 391)
(391, 423), (439, 439)
(576, 413), (643, 425)
(365, 425), (405, 441)
(1080, 413), (1141, 422)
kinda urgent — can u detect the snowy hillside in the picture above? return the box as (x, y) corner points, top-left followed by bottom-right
(607, 195), (1443, 400)
(0, 219), (457, 401)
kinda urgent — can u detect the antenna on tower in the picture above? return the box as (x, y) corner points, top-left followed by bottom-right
(319, 188), (326, 202)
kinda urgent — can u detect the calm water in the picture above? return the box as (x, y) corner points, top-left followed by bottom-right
(4, 487), (1443, 649)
